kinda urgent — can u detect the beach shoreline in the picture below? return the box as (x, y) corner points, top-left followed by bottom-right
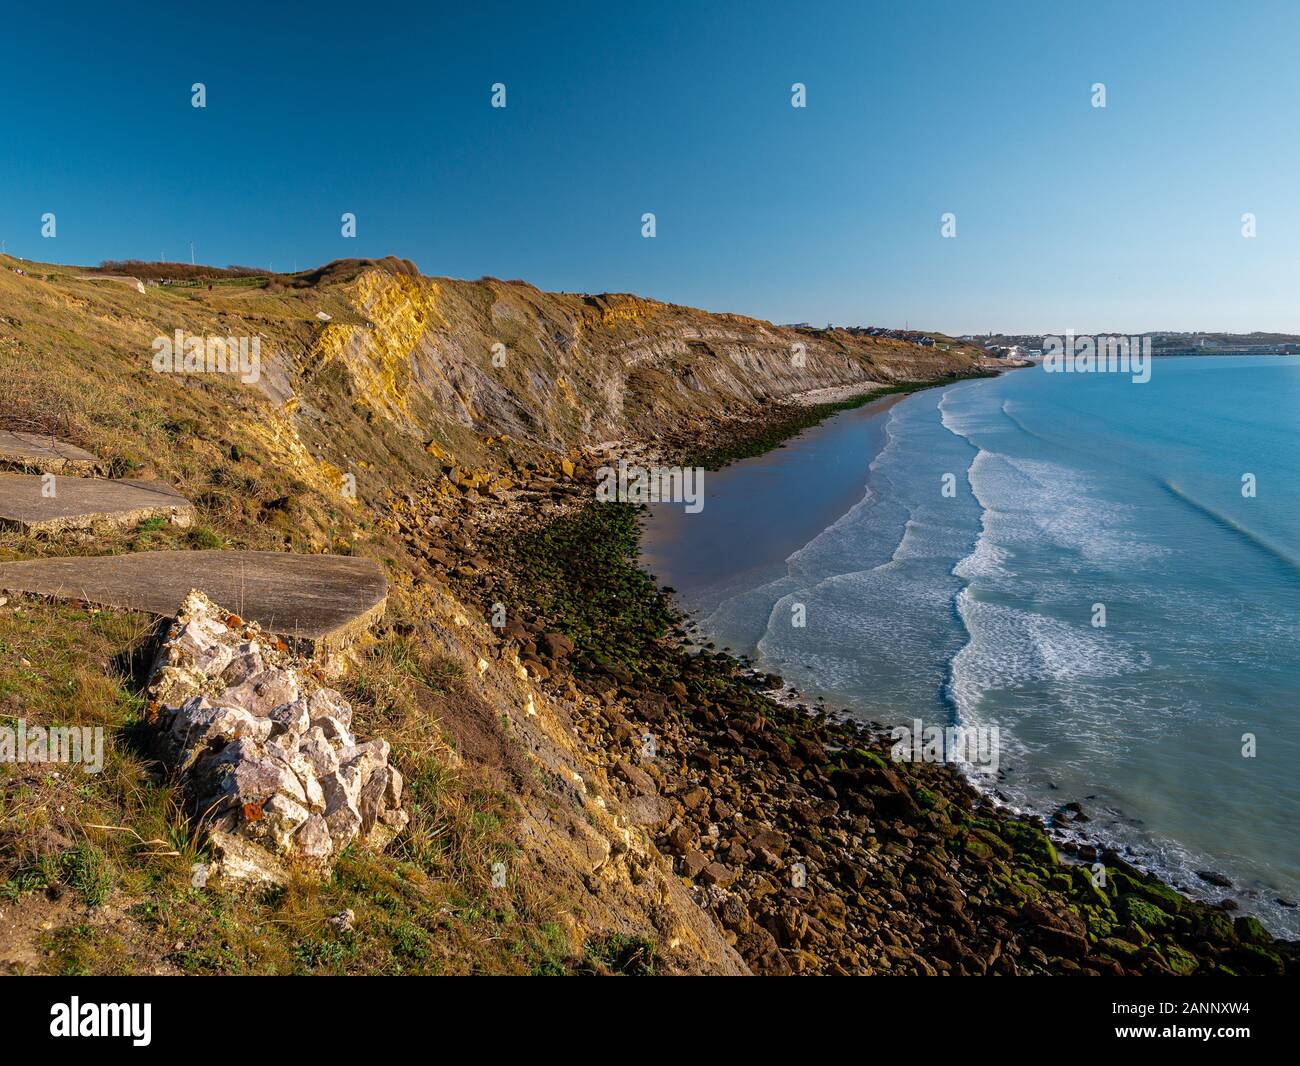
(633, 371), (1298, 947)
(640, 387), (916, 596)
(471, 493), (1294, 973)
(409, 359), (1296, 973)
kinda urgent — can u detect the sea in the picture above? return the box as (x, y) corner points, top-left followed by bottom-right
(641, 356), (1300, 935)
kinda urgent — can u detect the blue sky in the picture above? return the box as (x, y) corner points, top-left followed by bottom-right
(2, 0), (1298, 333)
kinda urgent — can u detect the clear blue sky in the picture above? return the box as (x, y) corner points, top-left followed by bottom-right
(3, 0), (1297, 334)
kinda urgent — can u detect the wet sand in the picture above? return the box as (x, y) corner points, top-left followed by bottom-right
(640, 391), (910, 605)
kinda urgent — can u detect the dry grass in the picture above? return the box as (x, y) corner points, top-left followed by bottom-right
(0, 259), (583, 975)
(0, 596), (578, 975)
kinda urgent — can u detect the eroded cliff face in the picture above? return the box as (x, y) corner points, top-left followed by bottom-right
(278, 266), (978, 458)
(3, 256), (977, 502)
(0, 256), (974, 973)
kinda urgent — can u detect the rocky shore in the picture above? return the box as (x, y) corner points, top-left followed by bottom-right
(6, 257), (1292, 976)
(394, 385), (1298, 977)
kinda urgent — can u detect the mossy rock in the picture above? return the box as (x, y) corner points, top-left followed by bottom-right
(1107, 870), (1183, 914)
(1109, 870), (1143, 897)
(1233, 943), (1284, 976)
(1000, 880), (1032, 903)
(1117, 894), (1172, 932)
(1098, 936), (1142, 959)
(1135, 879), (1185, 914)
(1164, 943), (1199, 976)
(1013, 864), (1045, 886)
(963, 836), (993, 862)
(1123, 921), (1153, 946)
(999, 820), (1058, 866)
(1138, 946), (1178, 975)
(929, 809), (956, 832)
(968, 825), (1012, 858)
(1003, 873), (1045, 904)
(1195, 909), (1236, 944)
(855, 749), (888, 771)
(1087, 908), (1119, 939)
(1234, 915), (1270, 945)
(1070, 864), (1109, 906)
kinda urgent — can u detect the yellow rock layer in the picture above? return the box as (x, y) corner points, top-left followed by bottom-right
(307, 269), (442, 419)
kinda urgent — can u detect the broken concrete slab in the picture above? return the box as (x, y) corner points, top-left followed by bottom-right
(0, 472), (195, 533)
(0, 549), (387, 653)
(0, 431), (102, 475)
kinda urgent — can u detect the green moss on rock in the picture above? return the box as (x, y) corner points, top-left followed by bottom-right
(1135, 879), (1185, 914)
(999, 821), (1058, 867)
(1099, 936), (1142, 959)
(1118, 894), (1172, 932)
(1070, 864), (1109, 906)
(1195, 909), (1236, 943)
(1234, 915), (1270, 945)
(1164, 943), (1199, 976)
(1233, 944), (1283, 976)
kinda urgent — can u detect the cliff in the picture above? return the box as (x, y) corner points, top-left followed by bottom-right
(0, 255), (1018, 975)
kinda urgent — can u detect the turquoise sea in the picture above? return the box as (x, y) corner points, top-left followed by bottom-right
(642, 357), (1300, 935)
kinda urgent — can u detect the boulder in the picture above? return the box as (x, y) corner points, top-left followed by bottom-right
(623, 794), (672, 827)
(681, 849), (709, 878)
(148, 590), (406, 883)
(539, 631), (575, 659)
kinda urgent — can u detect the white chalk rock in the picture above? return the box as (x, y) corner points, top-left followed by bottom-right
(147, 591), (407, 884)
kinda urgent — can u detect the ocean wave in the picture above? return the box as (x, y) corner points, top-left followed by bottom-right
(952, 529), (1010, 580)
(1162, 479), (1300, 575)
(965, 448), (1169, 570)
(997, 398), (1052, 445)
(947, 590), (1149, 711)
(669, 373), (1300, 935)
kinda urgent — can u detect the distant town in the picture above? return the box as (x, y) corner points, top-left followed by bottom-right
(965, 332), (1300, 360)
(781, 326), (1300, 364)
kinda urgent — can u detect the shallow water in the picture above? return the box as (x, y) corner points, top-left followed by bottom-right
(643, 357), (1300, 935)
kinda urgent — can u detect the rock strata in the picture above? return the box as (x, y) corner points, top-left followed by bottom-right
(147, 591), (407, 883)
